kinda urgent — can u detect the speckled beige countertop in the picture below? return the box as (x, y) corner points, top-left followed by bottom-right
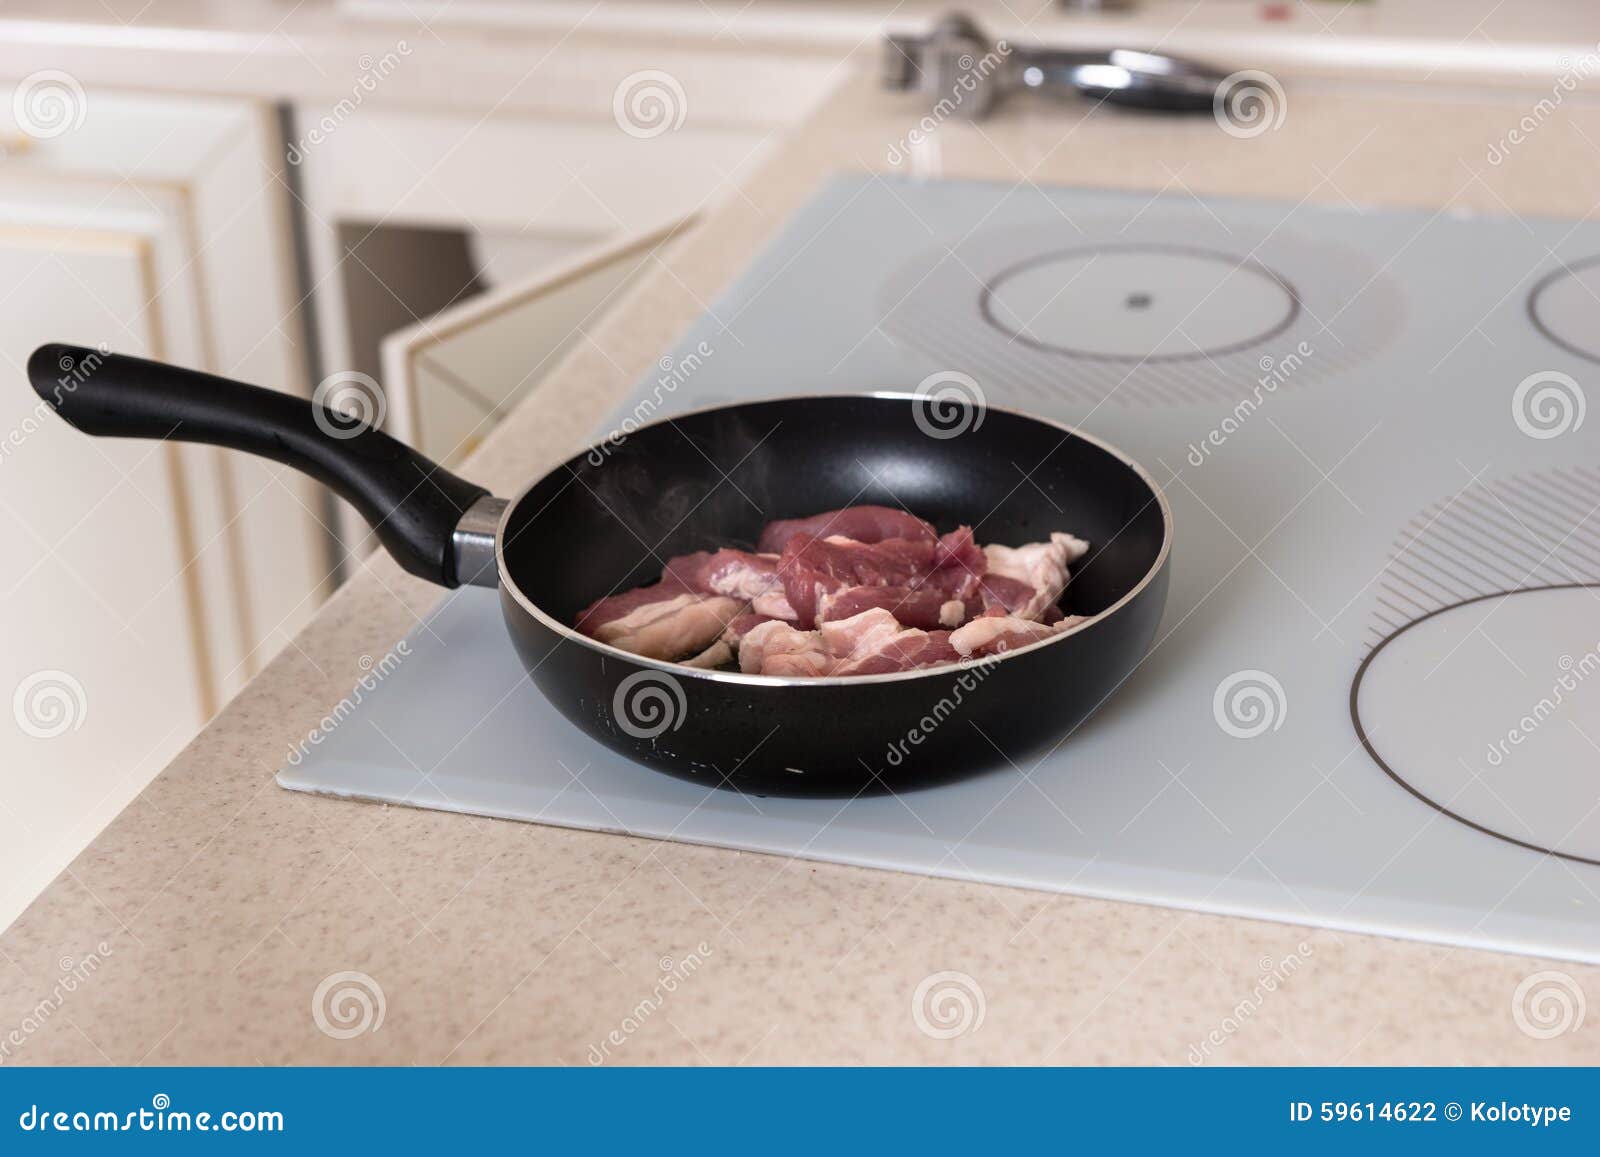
(5, 65), (1600, 1066)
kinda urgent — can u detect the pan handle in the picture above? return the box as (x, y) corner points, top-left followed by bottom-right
(28, 343), (494, 588)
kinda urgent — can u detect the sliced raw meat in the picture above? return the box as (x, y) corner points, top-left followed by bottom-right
(816, 585), (954, 630)
(816, 608), (913, 663)
(835, 627), (960, 676)
(951, 612), (1090, 658)
(778, 533), (940, 627)
(741, 609), (962, 677)
(721, 611), (778, 645)
(932, 526), (986, 576)
(757, 505), (937, 554)
(576, 573), (693, 635)
(982, 532), (1090, 622)
(580, 590), (744, 660)
(975, 574), (1038, 617)
(666, 548), (797, 619)
(739, 618), (833, 678)
(574, 506), (1092, 675)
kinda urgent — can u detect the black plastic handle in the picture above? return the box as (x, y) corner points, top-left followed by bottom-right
(29, 344), (491, 587)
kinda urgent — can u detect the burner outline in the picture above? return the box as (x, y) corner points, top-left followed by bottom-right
(1351, 582), (1600, 869)
(977, 242), (1303, 363)
(1528, 255), (1600, 365)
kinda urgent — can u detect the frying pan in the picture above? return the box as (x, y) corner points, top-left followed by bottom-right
(29, 343), (1172, 797)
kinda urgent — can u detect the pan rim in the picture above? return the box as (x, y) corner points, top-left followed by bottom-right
(493, 391), (1174, 688)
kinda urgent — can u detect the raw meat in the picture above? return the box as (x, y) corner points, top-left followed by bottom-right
(951, 613), (1088, 658)
(815, 585), (955, 630)
(757, 505), (938, 554)
(577, 587), (744, 660)
(574, 505), (1091, 676)
(740, 609), (962, 677)
(778, 533), (940, 627)
(666, 549), (797, 619)
(982, 533), (1090, 622)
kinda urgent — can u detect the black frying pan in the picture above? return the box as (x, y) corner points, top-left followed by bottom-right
(29, 343), (1172, 797)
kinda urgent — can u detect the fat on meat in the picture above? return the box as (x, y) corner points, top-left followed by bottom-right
(578, 587), (744, 660)
(740, 609), (962, 677)
(667, 548), (797, 619)
(576, 506), (1092, 673)
(951, 612), (1091, 658)
(982, 533), (1090, 622)
(757, 506), (937, 554)
(778, 533), (940, 627)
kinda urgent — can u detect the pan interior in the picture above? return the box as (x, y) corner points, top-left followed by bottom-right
(500, 396), (1167, 629)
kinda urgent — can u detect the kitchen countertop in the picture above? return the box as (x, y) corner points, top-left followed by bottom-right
(5, 58), (1600, 1064)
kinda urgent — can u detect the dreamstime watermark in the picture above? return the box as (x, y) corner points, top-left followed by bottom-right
(883, 659), (998, 768)
(0, 943), (113, 1065)
(885, 41), (1011, 165)
(913, 370), (986, 439)
(611, 670), (688, 739)
(587, 943), (713, 1064)
(587, 341), (714, 464)
(1213, 70), (1287, 139)
(17, 1095), (284, 1134)
(2, 343), (110, 467)
(311, 370), (386, 439)
(12, 670), (87, 740)
(1511, 970), (1585, 1039)
(286, 43), (411, 164)
(911, 970), (985, 1039)
(1487, 45), (1600, 165)
(1187, 341), (1314, 466)
(1485, 643), (1600, 767)
(613, 70), (687, 139)
(12, 70), (87, 139)
(1213, 669), (1287, 739)
(1512, 370), (1586, 439)
(284, 642), (411, 766)
(1186, 941), (1314, 1064)
(311, 970), (386, 1040)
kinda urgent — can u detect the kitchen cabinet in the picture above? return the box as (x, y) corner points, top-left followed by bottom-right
(289, 35), (837, 470)
(381, 219), (691, 465)
(0, 23), (839, 927)
(0, 86), (329, 930)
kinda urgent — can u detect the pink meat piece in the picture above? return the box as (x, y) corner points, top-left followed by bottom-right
(738, 618), (834, 678)
(574, 506), (1092, 672)
(722, 611), (777, 644)
(932, 526), (987, 575)
(835, 628), (961, 675)
(778, 533), (940, 627)
(757, 505), (938, 554)
(740, 609), (963, 677)
(666, 548), (797, 619)
(817, 585), (955, 630)
(576, 571), (693, 635)
(982, 533), (1090, 622)
(576, 580), (743, 660)
(976, 574), (1038, 617)
(950, 613), (1089, 658)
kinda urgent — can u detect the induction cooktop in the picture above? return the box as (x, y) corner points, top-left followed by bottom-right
(281, 174), (1600, 963)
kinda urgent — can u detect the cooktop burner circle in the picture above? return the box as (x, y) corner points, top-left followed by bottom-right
(979, 243), (1300, 361)
(1528, 256), (1600, 363)
(1352, 584), (1600, 867)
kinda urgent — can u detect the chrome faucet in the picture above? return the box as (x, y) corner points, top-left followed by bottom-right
(884, 12), (1227, 121)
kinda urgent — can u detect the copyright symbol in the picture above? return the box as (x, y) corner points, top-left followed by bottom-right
(1445, 1102), (1462, 1121)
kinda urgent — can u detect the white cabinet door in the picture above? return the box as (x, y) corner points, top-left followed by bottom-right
(0, 223), (211, 930)
(0, 88), (330, 932)
(382, 219), (692, 466)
